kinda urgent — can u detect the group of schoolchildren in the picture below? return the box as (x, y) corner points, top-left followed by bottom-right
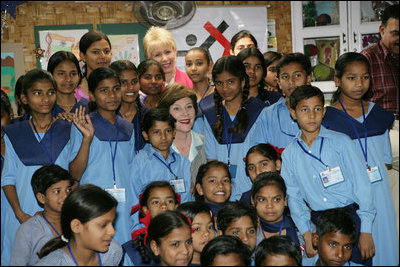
(0, 21), (398, 267)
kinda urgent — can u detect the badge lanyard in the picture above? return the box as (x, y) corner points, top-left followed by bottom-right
(134, 116), (140, 154)
(277, 108), (295, 137)
(259, 217), (285, 239)
(222, 110), (237, 167)
(338, 99), (369, 169)
(98, 114), (119, 188)
(297, 137), (329, 169)
(199, 84), (211, 103)
(153, 152), (178, 179)
(67, 242), (102, 266)
(31, 119), (53, 163)
(42, 212), (61, 237)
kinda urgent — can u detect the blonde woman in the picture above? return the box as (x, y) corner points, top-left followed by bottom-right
(143, 26), (193, 88)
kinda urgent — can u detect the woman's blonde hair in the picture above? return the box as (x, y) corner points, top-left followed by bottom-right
(158, 83), (198, 115)
(143, 26), (177, 59)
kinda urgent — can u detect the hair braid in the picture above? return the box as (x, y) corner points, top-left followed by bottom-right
(212, 90), (224, 142)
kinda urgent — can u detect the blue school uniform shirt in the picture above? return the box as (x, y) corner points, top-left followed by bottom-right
(280, 125), (376, 236)
(129, 143), (193, 231)
(69, 112), (135, 246)
(302, 255), (365, 266)
(203, 106), (268, 201)
(261, 98), (299, 149)
(1, 119), (72, 266)
(323, 102), (398, 266)
(10, 214), (54, 266)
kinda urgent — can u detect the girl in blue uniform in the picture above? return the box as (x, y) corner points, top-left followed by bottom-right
(129, 108), (192, 230)
(177, 202), (215, 266)
(47, 51), (88, 119)
(1, 69), (73, 265)
(322, 52), (398, 265)
(240, 143), (282, 204)
(68, 66), (135, 246)
(251, 172), (305, 256)
(202, 55), (268, 201)
(110, 60), (147, 154)
(35, 184), (122, 266)
(237, 47), (281, 105)
(123, 181), (181, 266)
(194, 161), (231, 224)
(138, 59), (165, 108)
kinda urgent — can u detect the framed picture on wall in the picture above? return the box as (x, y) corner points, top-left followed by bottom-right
(34, 24), (93, 70)
(97, 23), (148, 66)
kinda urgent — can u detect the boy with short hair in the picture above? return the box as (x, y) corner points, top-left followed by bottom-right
(217, 201), (258, 253)
(302, 208), (362, 266)
(281, 85), (375, 265)
(261, 52), (312, 149)
(255, 235), (302, 266)
(9, 165), (75, 266)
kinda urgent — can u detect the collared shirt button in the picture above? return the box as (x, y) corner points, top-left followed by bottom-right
(323, 197), (327, 202)
(313, 175), (317, 179)
(309, 150), (312, 153)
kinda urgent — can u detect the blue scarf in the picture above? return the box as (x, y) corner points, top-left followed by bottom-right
(204, 201), (226, 217)
(90, 112), (133, 141)
(259, 215), (300, 245)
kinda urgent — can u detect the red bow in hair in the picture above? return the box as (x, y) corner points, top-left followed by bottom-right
(175, 193), (181, 205)
(268, 143), (285, 158)
(181, 212), (196, 233)
(131, 210), (152, 244)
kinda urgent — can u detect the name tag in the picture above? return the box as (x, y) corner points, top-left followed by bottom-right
(105, 187), (126, 202)
(367, 166), (382, 183)
(170, 178), (186, 193)
(320, 166), (344, 188)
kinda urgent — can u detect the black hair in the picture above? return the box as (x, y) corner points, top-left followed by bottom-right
(251, 171), (289, 216)
(194, 160), (231, 202)
(176, 201), (214, 231)
(187, 47), (213, 65)
(1, 89), (12, 118)
(14, 74), (26, 116)
(316, 208), (356, 242)
(200, 235), (252, 266)
(331, 52), (371, 104)
(289, 85), (324, 110)
(254, 235), (302, 266)
(137, 59), (165, 81)
(31, 165), (75, 207)
(237, 47), (272, 102)
(148, 210), (192, 263)
(79, 31), (112, 77)
(21, 69), (57, 114)
(245, 143), (281, 176)
(142, 107), (176, 134)
(211, 55), (250, 142)
(87, 66), (120, 113)
(109, 60), (144, 128)
(132, 181), (179, 264)
(47, 50), (83, 87)
(230, 30), (258, 52)
(37, 184), (118, 258)
(217, 201), (257, 234)
(381, 4), (399, 26)
(263, 51), (283, 68)
(276, 52), (312, 78)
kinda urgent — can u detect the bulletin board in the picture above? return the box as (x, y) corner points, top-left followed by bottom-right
(34, 24), (93, 70)
(97, 23), (148, 66)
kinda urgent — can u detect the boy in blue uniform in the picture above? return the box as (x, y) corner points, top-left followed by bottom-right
(281, 85), (376, 265)
(261, 53), (312, 149)
(303, 208), (363, 266)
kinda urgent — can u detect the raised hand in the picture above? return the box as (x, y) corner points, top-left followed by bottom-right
(72, 106), (94, 140)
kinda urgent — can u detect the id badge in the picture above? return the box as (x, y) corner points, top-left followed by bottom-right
(170, 178), (186, 193)
(105, 187), (126, 202)
(319, 166), (344, 188)
(229, 164), (237, 178)
(367, 166), (382, 183)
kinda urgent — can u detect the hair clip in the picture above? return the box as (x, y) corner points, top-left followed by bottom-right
(268, 143), (285, 158)
(61, 235), (69, 243)
(181, 212), (196, 233)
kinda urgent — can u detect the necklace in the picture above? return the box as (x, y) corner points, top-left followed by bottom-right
(32, 117), (53, 131)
